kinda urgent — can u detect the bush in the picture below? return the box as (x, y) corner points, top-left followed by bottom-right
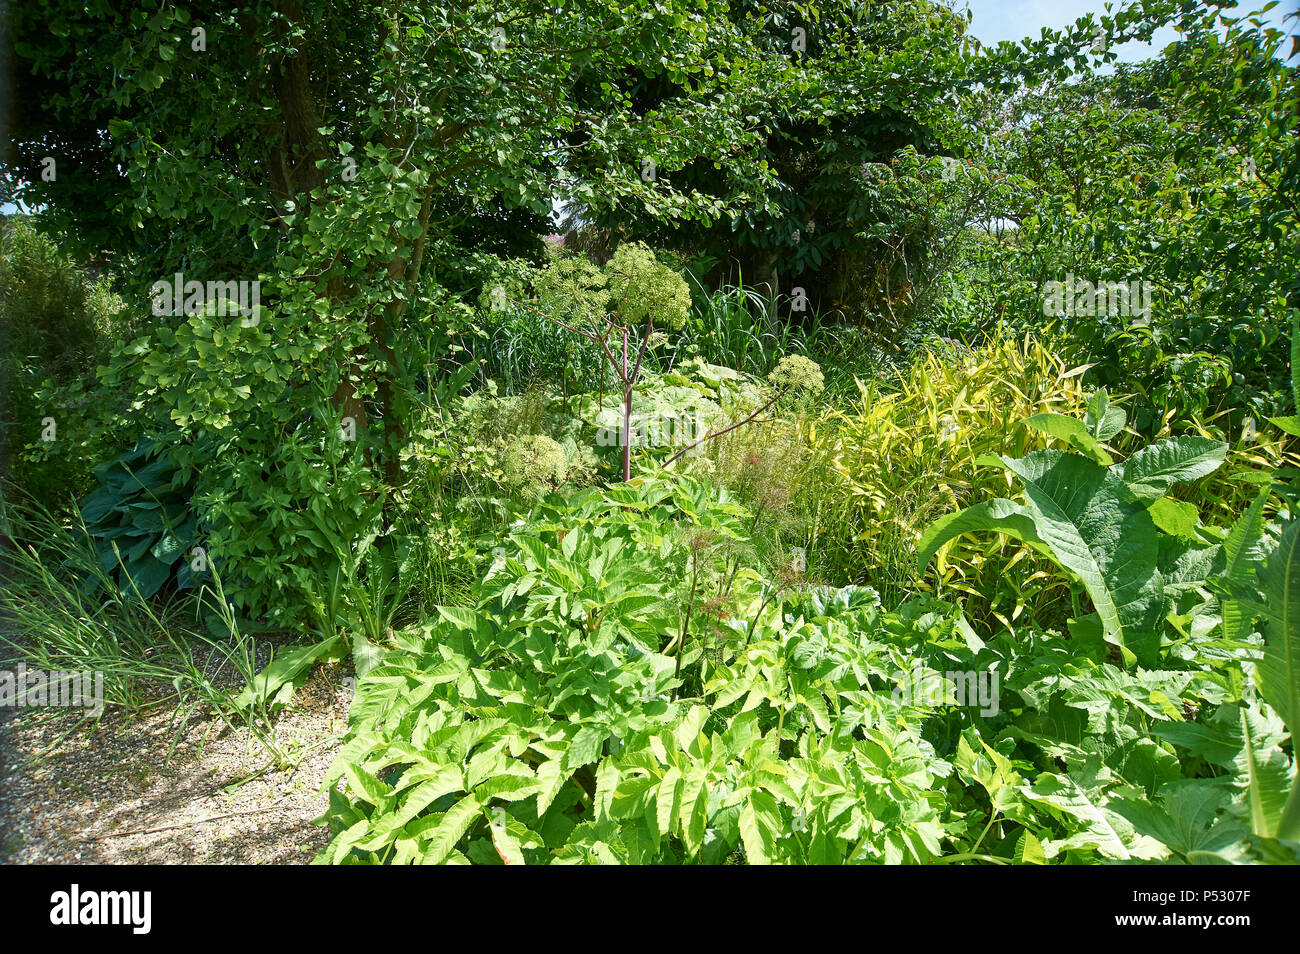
(316, 469), (1297, 864)
(705, 331), (1090, 624)
(0, 220), (133, 510)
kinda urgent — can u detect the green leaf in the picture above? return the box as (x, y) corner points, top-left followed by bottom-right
(233, 634), (343, 710)
(1117, 437), (1227, 502)
(921, 450), (1164, 664)
(1239, 705), (1294, 839)
(422, 795), (481, 864)
(352, 631), (384, 679)
(124, 555), (171, 599)
(1110, 783), (1248, 863)
(1255, 520), (1300, 731)
(1022, 412), (1111, 463)
(739, 791), (780, 865)
(1147, 497), (1201, 539)
(1013, 830), (1046, 865)
(918, 498), (1047, 571)
(1268, 415), (1300, 437)
(1252, 519), (1300, 840)
(1217, 485), (1275, 643)
(1084, 389), (1125, 441)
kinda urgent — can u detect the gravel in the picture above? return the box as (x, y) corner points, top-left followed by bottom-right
(0, 660), (352, 865)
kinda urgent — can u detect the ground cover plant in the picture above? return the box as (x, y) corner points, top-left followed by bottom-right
(0, 0), (1296, 869)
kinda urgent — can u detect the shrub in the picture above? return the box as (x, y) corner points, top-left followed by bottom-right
(316, 469), (1298, 864)
(1, 220), (133, 510)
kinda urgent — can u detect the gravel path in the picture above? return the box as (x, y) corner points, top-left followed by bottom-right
(0, 661), (351, 864)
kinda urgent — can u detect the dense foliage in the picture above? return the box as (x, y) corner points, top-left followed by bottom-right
(1, 0), (1297, 866)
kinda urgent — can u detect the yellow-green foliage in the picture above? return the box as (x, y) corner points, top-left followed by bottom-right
(767, 354), (825, 395)
(605, 241), (690, 330)
(534, 255), (610, 326)
(811, 332), (1091, 612)
(691, 333), (1089, 622)
(1122, 406), (1300, 526)
(531, 242), (690, 338)
(503, 434), (567, 491)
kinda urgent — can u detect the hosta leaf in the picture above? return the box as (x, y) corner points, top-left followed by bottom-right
(79, 487), (121, 525)
(123, 554), (171, 599)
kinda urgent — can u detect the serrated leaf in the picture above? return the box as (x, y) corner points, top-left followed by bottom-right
(1117, 437), (1227, 502)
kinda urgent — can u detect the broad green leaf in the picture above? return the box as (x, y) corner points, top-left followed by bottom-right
(233, 634), (343, 710)
(352, 631), (384, 679)
(1117, 436), (1226, 502)
(921, 450), (1164, 664)
(1084, 390), (1125, 441)
(1255, 520), (1300, 731)
(1239, 705), (1294, 839)
(1252, 519), (1300, 840)
(422, 795), (482, 865)
(1268, 415), (1300, 437)
(1110, 783), (1248, 863)
(1013, 830), (1046, 865)
(1022, 412), (1111, 463)
(738, 791), (780, 865)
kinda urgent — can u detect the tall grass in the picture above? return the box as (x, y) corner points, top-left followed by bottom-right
(679, 277), (889, 399)
(0, 491), (293, 764)
(466, 275), (889, 402)
(697, 331), (1091, 629)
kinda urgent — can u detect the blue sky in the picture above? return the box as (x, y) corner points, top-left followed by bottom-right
(960, 0), (1299, 63)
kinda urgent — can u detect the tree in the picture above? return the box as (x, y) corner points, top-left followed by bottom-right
(562, 0), (976, 324)
(8, 0), (780, 479)
(5, 0), (783, 623)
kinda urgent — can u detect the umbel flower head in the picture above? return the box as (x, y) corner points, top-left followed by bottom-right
(534, 255), (610, 326)
(503, 434), (567, 489)
(605, 241), (690, 330)
(767, 354), (825, 394)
